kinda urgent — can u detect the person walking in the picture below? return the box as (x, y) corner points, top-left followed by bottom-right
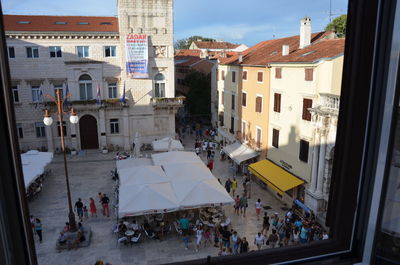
(207, 159), (214, 172)
(239, 237), (249, 253)
(204, 228), (212, 247)
(195, 225), (203, 252)
(254, 232), (265, 250)
(255, 199), (262, 220)
(75, 198), (84, 222)
(89, 197), (97, 217)
(234, 195), (240, 216)
(101, 194), (110, 217)
(261, 213), (270, 236)
(182, 230), (190, 250)
(267, 229), (279, 248)
(231, 231), (241, 254)
(231, 178), (238, 197)
(34, 218), (43, 243)
(271, 213), (279, 228)
(83, 206), (89, 219)
(225, 178), (231, 194)
(239, 194), (248, 217)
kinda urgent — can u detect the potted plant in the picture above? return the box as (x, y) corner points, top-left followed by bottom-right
(71, 148), (77, 155)
(102, 146), (108, 154)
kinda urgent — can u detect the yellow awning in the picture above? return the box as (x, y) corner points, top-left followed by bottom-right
(248, 159), (304, 195)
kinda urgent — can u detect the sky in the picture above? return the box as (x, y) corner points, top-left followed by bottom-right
(1, 0), (348, 46)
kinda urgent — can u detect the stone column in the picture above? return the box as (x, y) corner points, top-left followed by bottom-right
(309, 132), (320, 193)
(122, 107), (130, 150)
(316, 131), (327, 196)
(70, 123), (78, 150)
(99, 108), (107, 148)
(45, 125), (54, 152)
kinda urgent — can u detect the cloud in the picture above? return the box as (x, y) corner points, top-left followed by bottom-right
(176, 23), (275, 42)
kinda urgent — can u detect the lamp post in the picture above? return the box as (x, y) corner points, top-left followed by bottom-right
(43, 88), (78, 231)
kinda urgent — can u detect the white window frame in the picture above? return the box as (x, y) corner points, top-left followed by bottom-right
(256, 126), (262, 148)
(256, 93), (263, 113)
(49, 46), (62, 58)
(257, 71), (264, 83)
(35, 122), (46, 138)
(26, 46), (39, 58)
(154, 73), (165, 98)
(76, 46), (90, 58)
(31, 86), (42, 103)
(12, 86), (19, 102)
(110, 119), (120, 134)
(108, 83), (118, 98)
(8, 46), (15, 58)
(104, 46), (117, 57)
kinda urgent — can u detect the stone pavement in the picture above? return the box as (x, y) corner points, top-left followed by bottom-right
(29, 134), (286, 265)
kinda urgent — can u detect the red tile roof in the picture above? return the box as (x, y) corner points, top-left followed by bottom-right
(4, 15), (118, 33)
(175, 49), (201, 57)
(221, 31), (343, 65)
(193, 41), (240, 50)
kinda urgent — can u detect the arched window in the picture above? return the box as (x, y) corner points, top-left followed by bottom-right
(154, 73), (165, 98)
(79, 74), (93, 100)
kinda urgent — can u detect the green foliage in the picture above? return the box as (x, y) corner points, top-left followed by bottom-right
(184, 70), (211, 117)
(174, 35), (216, 50)
(325, 14), (347, 37)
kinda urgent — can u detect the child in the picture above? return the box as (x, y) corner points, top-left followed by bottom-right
(83, 206), (89, 219)
(196, 225), (203, 252)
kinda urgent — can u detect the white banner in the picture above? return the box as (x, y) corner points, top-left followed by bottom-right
(126, 34), (149, 79)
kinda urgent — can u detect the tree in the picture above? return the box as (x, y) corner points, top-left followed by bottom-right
(174, 36), (216, 50)
(184, 70), (211, 119)
(325, 14), (347, 37)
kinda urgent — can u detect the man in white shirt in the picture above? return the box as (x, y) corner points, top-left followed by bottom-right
(254, 232), (265, 250)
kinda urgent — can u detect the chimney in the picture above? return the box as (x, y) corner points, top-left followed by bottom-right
(282, 45), (289, 56)
(299, 16), (311, 49)
(238, 54), (243, 63)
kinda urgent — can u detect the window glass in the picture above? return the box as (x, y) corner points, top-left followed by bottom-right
(104, 46), (117, 57)
(57, 121), (67, 136)
(31, 86), (42, 102)
(49, 46), (62, 57)
(26, 47), (39, 58)
(12, 86), (19, 102)
(35, 122), (45, 137)
(8, 46), (15, 58)
(232, 71), (236, 83)
(299, 139), (309, 162)
(77, 46), (89, 58)
(110, 119), (120, 134)
(231, 94), (235, 110)
(108, 83), (117, 98)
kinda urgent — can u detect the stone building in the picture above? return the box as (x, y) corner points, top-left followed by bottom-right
(5, 0), (181, 152)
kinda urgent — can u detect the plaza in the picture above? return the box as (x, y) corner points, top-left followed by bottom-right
(29, 133), (287, 265)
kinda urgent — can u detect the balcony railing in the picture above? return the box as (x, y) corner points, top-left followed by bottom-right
(150, 97), (185, 108)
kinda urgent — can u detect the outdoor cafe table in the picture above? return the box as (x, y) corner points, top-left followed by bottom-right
(207, 208), (217, 213)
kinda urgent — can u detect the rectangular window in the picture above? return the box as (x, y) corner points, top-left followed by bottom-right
(274, 93), (281, 112)
(35, 122), (46, 138)
(155, 83), (165, 98)
(255, 96), (262, 113)
(272, 129), (279, 148)
(31, 86), (42, 102)
(79, 83), (93, 100)
(16, 124), (23, 138)
(302, 98), (313, 121)
(57, 121), (67, 137)
(12, 86), (19, 102)
(54, 85), (63, 99)
(77, 46), (89, 58)
(299, 139), (309, 163)
(256, 127), (262, 148)
(110, 119), (120, 134)
(219, 113), (224, 126)
(104, 46), (117, 57)
(221, 91), (224, 105)
(242, 92), (247, 107)
(242, 121), (246, 140)
(305, 68), (314, 81)
(275, 68), (282, 79)
(232, 71), (236, 83)
(242, 71), (247, 80)
(231, 94), (235, 110)
(230, 116), (234, 133)
(26, 47), (39, 58)
(108, 83), (117, 98)
(257, 72), (263, 82)
(8, 47), (15, 58)
(221, 70), (225, 81)
(49, 46), (62, 58)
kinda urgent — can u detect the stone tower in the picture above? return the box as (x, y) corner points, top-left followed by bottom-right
(299, 16), (311, 49)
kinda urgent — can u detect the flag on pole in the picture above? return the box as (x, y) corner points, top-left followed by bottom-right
(120, 81), (126, 104)
(96, 82), (101, 105)
(63, 83), (70, 108)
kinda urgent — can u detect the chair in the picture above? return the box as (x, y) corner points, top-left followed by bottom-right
(117, 236), (127, 247)
(142, 225), (155, 239)
(111, 223), (119, 237)
(221, 218), (231, 228)
(131, 233), (141, 243)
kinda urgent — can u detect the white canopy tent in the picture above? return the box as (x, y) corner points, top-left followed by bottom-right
(21, 150), (53, 189)
(152, 137), (184, 152)
(116, 158), (153, 171)
(117, 151), (234, 217)
(223, 142), (259, 164)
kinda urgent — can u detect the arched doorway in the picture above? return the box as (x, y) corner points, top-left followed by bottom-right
(79, 115), (99, 149)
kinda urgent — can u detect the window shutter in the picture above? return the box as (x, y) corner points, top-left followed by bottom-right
(275, 68), (282, 79)
(299, 140), (309, 162)
(242, 71), (247, 80)
(232, 71), (236, 82)
(274, 93), (281, 113)
(242, 92), (247, 106)
(302, 98), (312, 121)
(256, 97), (262, 112)
(272, 129), (279, 148)
(221, 91), (224, 105)
(305, 68), (313, 81)
(217, 69), (219, 81)
(222, 70), (225, 80)
(231, 94), (235, 110)
(257, 72), (263, 82)
(277, 94), (281, 112)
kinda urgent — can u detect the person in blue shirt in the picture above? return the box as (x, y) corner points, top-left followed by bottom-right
(179, 216), (189, 234)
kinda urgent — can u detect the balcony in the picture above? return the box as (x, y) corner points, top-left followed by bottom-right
(150, 97), (184, 110)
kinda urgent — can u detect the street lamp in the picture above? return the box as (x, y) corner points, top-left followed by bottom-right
(43, 88), (79, 231)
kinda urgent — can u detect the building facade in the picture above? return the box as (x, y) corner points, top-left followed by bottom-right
(5, 0), (181, 152)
